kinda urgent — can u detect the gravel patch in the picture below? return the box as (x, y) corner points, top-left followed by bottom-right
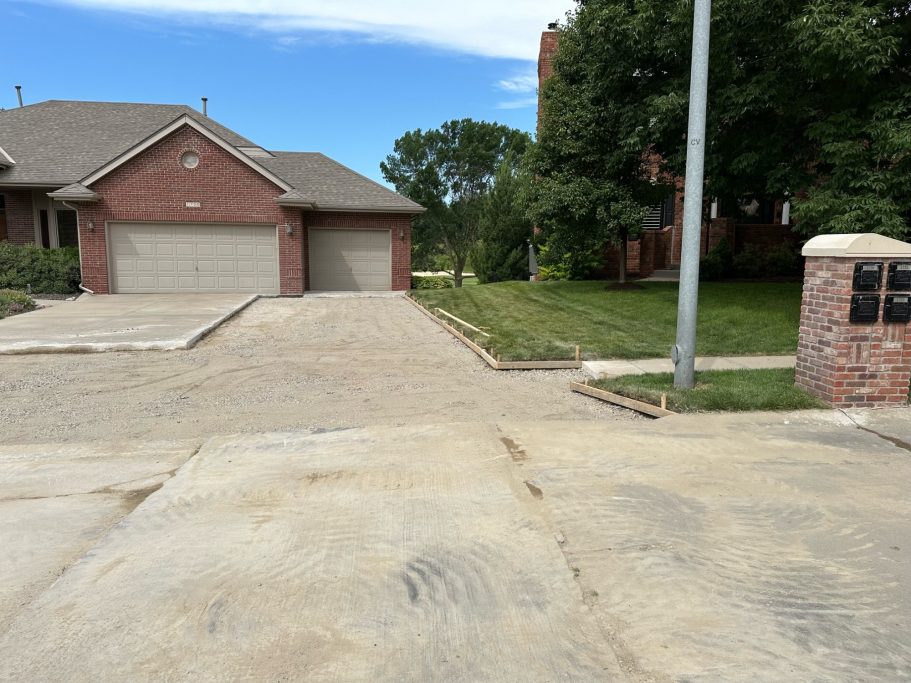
(0, 297), (638, 443)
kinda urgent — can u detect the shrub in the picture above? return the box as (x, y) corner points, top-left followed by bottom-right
(0, 243), (81, 294)
(537, 243), (602, 281)
(730, 244), (768, 279)
(700, 238), (733, 281)
(731, 243), (802, 279)
(701, 239), (801, 281)
(764, 243), (802, 277)
(0, 289), (36, 319)
(411, 275), (454, 290)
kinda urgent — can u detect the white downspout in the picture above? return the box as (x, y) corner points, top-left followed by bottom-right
(60, 200), (94, 295)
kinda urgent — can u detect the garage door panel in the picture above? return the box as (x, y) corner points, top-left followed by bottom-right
(309, 228), (391, 291)
(109, 223), (279, 294)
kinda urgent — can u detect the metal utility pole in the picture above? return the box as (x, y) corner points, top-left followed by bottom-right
(673, 0), (712, 389)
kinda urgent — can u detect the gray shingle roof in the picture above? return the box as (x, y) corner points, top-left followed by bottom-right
(0, 100), (252, 185)
(0, 100), (423, 213)
(47, 183), (99, 201)
(260, 152), (423, 213)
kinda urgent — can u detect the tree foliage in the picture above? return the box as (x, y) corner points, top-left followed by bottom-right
(381, 119), (531, 286)
(471, 153), (534, 283)
(534, 0), (911, 249)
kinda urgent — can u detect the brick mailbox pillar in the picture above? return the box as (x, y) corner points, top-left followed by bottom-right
(796, 234), (911, 407)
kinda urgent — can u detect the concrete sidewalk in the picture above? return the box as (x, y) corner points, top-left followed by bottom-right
(584, 354), (796, 379)
(0, 294), (257, 354)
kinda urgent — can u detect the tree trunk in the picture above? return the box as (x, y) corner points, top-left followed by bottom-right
(453, 256), (466, 288)
(618, 232), (628, 284)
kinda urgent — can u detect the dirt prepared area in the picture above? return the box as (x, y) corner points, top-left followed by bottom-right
(0, 297), (634, 444)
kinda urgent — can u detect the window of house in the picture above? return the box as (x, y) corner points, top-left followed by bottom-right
(56, 210), (78, 248)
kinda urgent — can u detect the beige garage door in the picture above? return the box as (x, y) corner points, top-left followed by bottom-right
(309, 229), (391, 291)
(109, 223), (279, 294)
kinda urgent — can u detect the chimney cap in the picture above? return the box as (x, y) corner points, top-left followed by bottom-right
(547, 21), (559, 30)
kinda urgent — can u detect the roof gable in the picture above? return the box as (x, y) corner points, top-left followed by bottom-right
(0, 100), (253, 185)
(80, 115), (292, 192)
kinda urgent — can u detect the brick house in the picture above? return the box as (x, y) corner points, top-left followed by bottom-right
(0, 100), (423, 294)
(537, 27), (797, 279)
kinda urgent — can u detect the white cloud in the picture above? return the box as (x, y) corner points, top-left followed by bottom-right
(42, 0), (574, 61)
(495, 96), (538, 110)
(496, 72), (538, 93)
(494, 67), (538, 108)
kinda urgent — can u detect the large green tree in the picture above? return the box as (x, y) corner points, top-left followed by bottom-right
(527, 4), (663, 283)
(381, 119), (531, 287)
(534, 0), (911, 255)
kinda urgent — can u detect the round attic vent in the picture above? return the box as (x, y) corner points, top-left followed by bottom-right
(181, 151), (200, 169)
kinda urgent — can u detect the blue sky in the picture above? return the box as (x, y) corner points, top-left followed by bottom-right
(3, 0), (573, 184)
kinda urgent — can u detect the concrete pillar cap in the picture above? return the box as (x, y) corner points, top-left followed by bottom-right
(802, 233), (911, 257)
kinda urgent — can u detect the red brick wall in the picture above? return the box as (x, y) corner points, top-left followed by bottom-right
(302, 211), (413, 291)
(796, 256), (911, 407)
(537, 30), (559, 134)
(1, 189), (35, 244)
(77, 125), (303, 294)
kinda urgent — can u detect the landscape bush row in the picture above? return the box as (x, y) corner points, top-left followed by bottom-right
(0, 243), (81, 294)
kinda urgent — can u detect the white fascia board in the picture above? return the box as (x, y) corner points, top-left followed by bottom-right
(0, 146), (16, 166)
(80, 115), (293, 192)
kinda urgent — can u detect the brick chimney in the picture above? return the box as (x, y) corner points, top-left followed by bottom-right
(537, 25), (559, 134)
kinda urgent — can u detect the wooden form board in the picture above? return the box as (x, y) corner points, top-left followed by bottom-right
(406, 295), (583, 371)
(569, 381), (677, 418)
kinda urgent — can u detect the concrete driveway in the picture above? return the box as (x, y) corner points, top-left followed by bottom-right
(0, 293), (255, 353)
(1, 410), (910, 681)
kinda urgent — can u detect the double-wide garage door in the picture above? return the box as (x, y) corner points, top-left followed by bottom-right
(109, 223), (279, 294)
(309, 229), (391, 291)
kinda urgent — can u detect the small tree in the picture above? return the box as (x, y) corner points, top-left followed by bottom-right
(381, 119), (531, 287)
(471, 153), (533, 283)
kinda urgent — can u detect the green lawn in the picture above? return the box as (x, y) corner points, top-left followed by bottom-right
(411, 280), (802, 361)
(593, 368), (827, 412)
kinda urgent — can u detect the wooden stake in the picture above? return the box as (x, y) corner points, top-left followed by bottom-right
(575, 345), (581, 361)
(660, 393), (667, 411)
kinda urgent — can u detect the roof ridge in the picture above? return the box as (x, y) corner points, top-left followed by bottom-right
(40, 99), (192, 108)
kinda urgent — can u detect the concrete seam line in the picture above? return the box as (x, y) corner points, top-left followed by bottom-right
(183, 295), (260, 350)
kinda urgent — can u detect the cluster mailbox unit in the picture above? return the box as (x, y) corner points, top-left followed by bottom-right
(850, 261), (911, 323)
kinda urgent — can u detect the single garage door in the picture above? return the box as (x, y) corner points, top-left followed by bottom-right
(109, 223), (279, 294)
(309, 229), (391, 291)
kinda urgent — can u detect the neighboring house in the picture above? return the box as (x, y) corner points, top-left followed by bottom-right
(0, 100), (424, 294)
(537, 27), (797, 279)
